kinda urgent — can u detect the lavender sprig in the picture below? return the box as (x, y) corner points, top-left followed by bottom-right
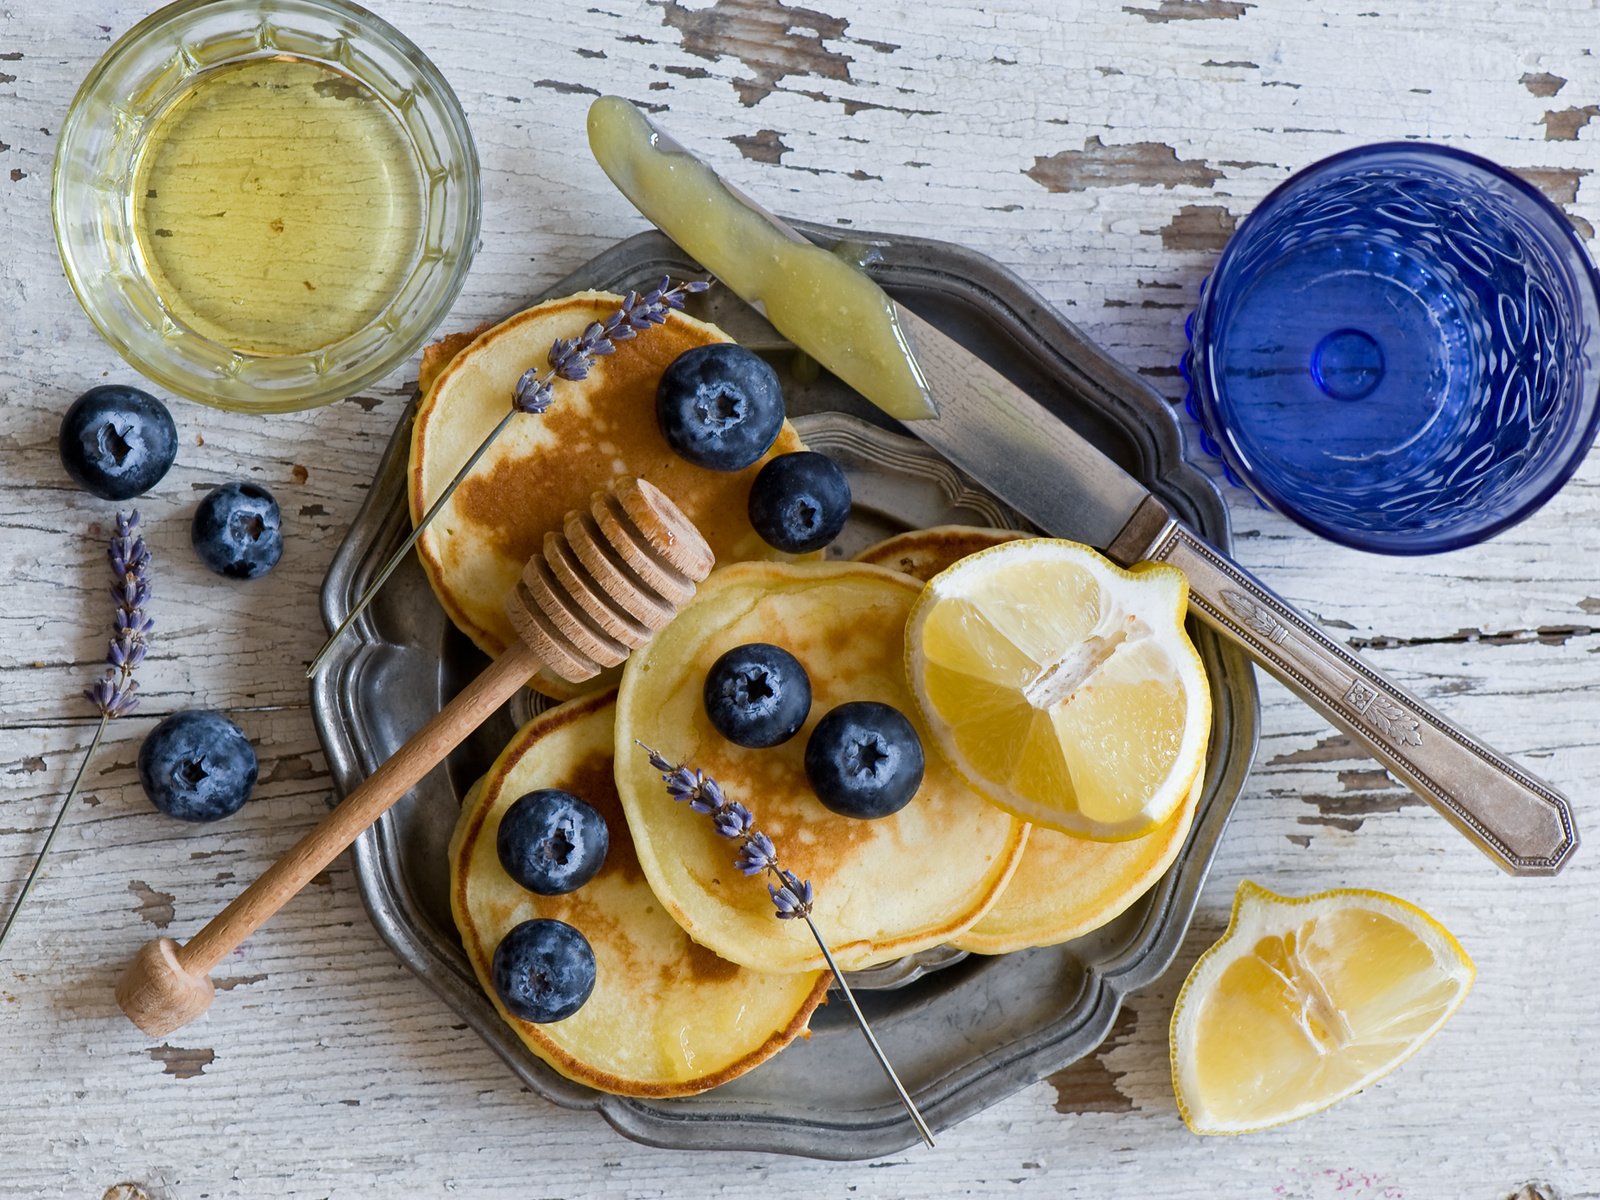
(1, 511), (153, 954)
(306, 277), (713, 679)
(85, 512), (154, 718)
(514, 277), (710, 413)
(636, 743), (935, 1148)
(641, 746), (814, 921)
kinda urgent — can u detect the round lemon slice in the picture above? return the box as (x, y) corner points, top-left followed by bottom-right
(1170, 881), (1475, 1136)
(905, 538), (1210, 840)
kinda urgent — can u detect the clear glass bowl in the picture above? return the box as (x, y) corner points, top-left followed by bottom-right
(1185, 143), (1600, 554)
(52, 0), (480, 413)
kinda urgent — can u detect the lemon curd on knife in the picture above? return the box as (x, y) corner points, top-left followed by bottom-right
(587, 95), (936, 422)
(131, 55), (426, 357)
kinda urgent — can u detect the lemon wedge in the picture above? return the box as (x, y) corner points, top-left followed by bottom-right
(1170, 881), (1475, 1136)
(905, 538), (1210, 840)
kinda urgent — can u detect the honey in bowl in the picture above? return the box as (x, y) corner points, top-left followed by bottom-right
(131, 54), (426, 358)
(53, 0), (479, 412)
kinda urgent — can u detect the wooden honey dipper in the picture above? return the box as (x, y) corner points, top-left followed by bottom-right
(117, 476), (713, 1036)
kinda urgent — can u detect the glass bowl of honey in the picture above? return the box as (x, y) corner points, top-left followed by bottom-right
(53, 0), (480, 413)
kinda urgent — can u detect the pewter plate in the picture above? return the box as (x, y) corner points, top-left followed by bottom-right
(312, 226), (1260, 1159)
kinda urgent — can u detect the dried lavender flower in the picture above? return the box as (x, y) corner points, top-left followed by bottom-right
(306, 276), (713, 680)
(85, 510), (154, 719)
(636, 741), (811, 921)
(734, 830), (776, 876)
(713, 800), (754, 840)
(2, 510), (154, 953)
(768, 870), (814, 920)
(513, 277), (711, 414)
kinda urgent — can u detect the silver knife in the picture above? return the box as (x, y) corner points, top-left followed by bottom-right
(589, 97), (1578, 876)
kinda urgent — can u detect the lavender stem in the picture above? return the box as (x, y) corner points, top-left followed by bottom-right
(803, 913), (936, 1148)
(306, 406), (518, 678)
(637, 741), (933, 1147)
(5, 510), (149, 954)
(0, 714), (108, 954)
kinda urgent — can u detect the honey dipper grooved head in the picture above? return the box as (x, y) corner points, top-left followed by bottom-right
(592, 490), (695, 607)
(614, 477), (716, 579)
(505, 477), (713, 683)
(564, 509), (677, 631)
(543, 530), (654, 650)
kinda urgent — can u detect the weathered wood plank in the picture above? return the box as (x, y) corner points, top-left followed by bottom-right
(3, 0), (1598, 1196)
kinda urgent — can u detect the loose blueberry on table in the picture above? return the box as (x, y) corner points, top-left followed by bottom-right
(491, 917), (597, 1023)
(496, 788), (609, 896)
(58, 384), (178, 501)
(191, 481), (284, 579)
(805, 700), (925, 819)
(137, 709), (258, 822)
(656, 343), (786, 471)
(703, 642), (812, 749)
(747, 451), (852, 554)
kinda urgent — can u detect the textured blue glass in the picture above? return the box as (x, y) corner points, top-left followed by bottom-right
(1188, 143), (1600, 554)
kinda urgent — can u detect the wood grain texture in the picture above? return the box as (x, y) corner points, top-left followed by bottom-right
(2, 0), (1597, 1196)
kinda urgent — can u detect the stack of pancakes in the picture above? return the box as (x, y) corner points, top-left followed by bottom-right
(450, 689), (830, 1095)
(423, 297), (1199, 1097)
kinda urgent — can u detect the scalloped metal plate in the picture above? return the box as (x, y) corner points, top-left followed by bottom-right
(311, 226), (1260, 1158)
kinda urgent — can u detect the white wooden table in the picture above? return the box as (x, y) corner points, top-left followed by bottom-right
(3, 2), (1595, 1196)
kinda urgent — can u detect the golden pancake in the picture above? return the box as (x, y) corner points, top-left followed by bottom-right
(853, 526), (1203, 954)
(949, 771), (1202, 954)
(450, 688), (830, 1096)
(614, 560), (1029, 974)
(853, 524), (1028, 579)
(411, 291), (807, 695)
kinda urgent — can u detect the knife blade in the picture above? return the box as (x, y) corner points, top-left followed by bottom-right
(896, 305), (1577, 876)
(588, 97), (1578, 876)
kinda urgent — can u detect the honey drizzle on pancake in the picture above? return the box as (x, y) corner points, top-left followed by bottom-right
(504, 478), (707, 681)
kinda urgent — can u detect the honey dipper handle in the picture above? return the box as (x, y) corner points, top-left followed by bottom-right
(118, 641), (542, 1035)
(186, 641), (541, 974)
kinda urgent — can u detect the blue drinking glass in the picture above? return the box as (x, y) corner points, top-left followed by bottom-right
(1185, 143), (1600, 554)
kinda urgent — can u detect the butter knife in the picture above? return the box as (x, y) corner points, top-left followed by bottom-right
(588, 97), (1578, 876)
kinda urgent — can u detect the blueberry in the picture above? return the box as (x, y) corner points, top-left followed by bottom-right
(747, 451), (852, 554)
(703, 643), (812, 749)
(497, 789), (609, 896)
(491, 918), (597, 1023)
(58, 384), (178, 501)
(656, 343), (785, 471)
(804, 701), (925, 820)
(192, 482), (283, 579)
(137, 710), (258, 822)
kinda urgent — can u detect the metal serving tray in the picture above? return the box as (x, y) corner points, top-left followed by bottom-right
(312, 226), (1259, 1158)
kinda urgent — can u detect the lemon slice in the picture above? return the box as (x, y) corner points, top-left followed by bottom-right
(1170, 881), (1475, 1135)
(905, 538), (1210, 840)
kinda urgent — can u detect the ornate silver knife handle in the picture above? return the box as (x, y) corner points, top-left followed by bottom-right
(1108, 498), (1578, 876)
